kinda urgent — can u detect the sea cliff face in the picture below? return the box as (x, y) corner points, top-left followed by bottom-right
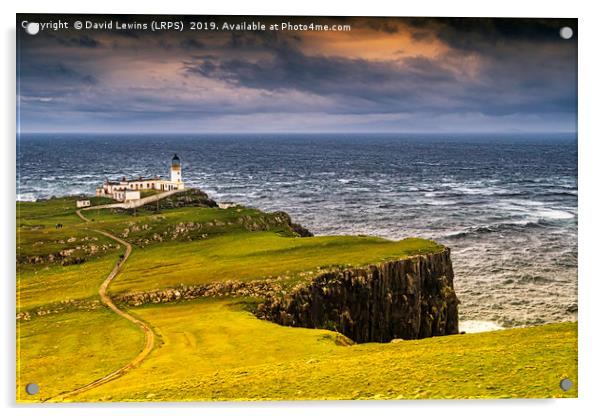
(112, 246), (459, 344)
(256, 248), (459, 343)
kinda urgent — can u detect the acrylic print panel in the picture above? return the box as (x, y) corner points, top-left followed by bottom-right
(15, 14), (578, 402)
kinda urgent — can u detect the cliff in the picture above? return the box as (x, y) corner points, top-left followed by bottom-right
(256, 248), (459, 343)
(114, 247), (459, 343)
(136, 188), (218, 210)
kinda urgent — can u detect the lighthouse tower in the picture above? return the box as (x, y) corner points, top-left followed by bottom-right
(170, 154), (182, 183)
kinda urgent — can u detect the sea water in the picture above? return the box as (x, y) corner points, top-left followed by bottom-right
(17, 133), (577, 328)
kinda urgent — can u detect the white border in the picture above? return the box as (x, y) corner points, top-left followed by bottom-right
(3, 1), (601, 415)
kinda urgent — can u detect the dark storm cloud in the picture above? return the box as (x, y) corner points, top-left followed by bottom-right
(180, 38), (205, 50)
(359, 18), (401, 34)
(113, 29), (140, 39)
(404, 18), (578, 63)
(20, 61), (98, 87)
(225, 30), (286, 49)
(410, 31), (432, 42)
(184, 32), (575, 117)
(16, 15), (577, 133)
(54, 34), (101, 48)
(185, 50), (455, 102)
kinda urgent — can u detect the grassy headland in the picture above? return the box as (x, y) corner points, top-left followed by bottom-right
(16, 191), (577, 401)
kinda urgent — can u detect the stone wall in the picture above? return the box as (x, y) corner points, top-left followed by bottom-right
(113, 248), (459, 344)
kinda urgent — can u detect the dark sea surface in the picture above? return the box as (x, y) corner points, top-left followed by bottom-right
(17, 134), (578, 330)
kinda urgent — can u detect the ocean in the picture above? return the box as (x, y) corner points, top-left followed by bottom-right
(17, 133), (578, 330)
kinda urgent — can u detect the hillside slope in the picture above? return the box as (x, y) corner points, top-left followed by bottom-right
(16, 191), (577, 402)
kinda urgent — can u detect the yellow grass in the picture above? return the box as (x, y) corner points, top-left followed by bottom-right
(16, 197), (578, 402)
(17, 307), (144, 402)
(72, 299), (577, 402)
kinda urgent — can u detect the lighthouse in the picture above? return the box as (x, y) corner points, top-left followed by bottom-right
(171, 154), (182, 183)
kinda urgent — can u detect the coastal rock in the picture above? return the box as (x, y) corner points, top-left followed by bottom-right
(271, 211), (313, 237)
(115, 248), (458, 344)
(290, 222), (313, 237)
(257, 249), (459, 342)
(138, 188), (218, 210)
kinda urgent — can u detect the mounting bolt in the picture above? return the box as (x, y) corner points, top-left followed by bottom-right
(559, 378), (573, 391)
(25, 383), (39, 395)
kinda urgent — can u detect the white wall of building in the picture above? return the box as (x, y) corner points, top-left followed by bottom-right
(95, 158), (185, 201)
(171, 166), (182, 183)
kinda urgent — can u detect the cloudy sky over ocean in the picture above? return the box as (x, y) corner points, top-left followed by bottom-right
(17, 16), (577, 133)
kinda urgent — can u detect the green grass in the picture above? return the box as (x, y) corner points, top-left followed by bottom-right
(17, 196), (113, 228)
(18, 198), (442, 299)
(17, 198), (125, 312)
(140, 189), (161, 198)
(18, 253), (124, 311)
(82, 205), (298, 246)
(73, 299), (577, 402)
(17, 226), (118, 265)
(110, 232), (442, 294)
(16, 195), (578, 402)
(17, 308), (145, 403)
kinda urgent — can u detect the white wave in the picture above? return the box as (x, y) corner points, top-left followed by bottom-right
(504, 199), (545, 207)
(16, 193), (37, 202)
(454, 186), (492, 195)
(459, 320), (504, 333)
(487, 200), (574, 221)
(425, 200), (457, 206)
(498, 200), (575, 220)
(536, 209), (575, 220)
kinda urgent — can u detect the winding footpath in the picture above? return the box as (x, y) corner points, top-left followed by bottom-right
(47, 209), (156, 402)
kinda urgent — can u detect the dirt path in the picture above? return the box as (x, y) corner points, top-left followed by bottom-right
(48, 209), (155, 401)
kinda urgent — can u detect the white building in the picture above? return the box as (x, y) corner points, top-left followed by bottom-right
(76, 200), (91, 208)
(111, 189), (141, 202)
(96, 154), (185, 202)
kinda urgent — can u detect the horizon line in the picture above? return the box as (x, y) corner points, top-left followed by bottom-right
(17, 130), (578, 136)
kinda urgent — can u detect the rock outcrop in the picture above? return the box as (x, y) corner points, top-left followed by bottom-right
(137, 188), (218, 211)
(272, 211), (314, 237)
(114, 247), (458, 344)
(116, 278), (286, 306)
(257, 249), (459, 343)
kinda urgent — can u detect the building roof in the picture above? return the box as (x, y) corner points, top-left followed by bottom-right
(105, 177), (164, 184)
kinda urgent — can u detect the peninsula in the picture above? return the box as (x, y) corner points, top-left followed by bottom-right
(16, 160), (577, 401)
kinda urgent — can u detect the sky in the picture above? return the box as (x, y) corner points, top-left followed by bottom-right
(17, 15), (577, 134)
